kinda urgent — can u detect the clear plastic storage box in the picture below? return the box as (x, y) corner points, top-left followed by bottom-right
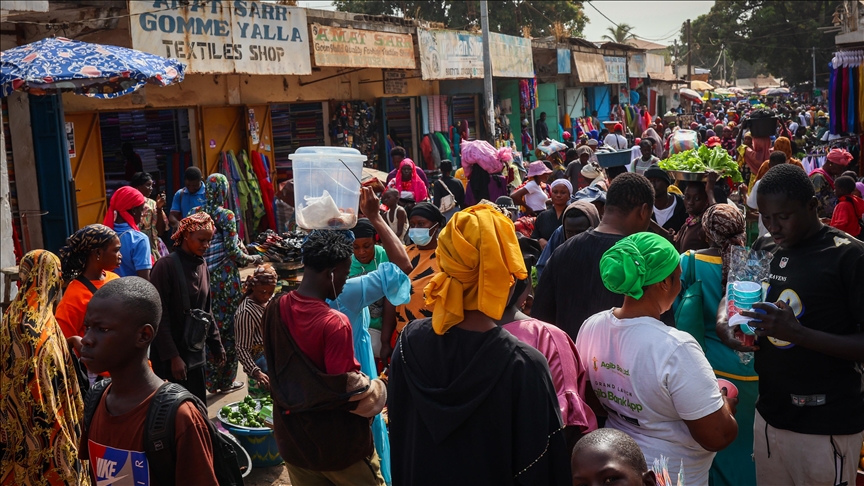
(289, 147), (366, 230)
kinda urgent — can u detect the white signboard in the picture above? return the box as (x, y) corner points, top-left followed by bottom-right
(604, 56), (627, 84)
(489, 32), (534, 78)
(129, 0), (311, 75)
(417, 28), (483, 80)
(646, 53), (666, 75)
(384, 70), (408, 94)
(629, 53), (647, 78)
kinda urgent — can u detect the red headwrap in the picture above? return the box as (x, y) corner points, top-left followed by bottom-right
(613, 123), (623, 133)
(103, 186), (146, 232)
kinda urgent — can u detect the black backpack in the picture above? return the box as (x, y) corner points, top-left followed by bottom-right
(83, 379), (245, 485)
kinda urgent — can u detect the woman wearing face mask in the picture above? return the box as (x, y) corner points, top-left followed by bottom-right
(380, 202), (446, 362)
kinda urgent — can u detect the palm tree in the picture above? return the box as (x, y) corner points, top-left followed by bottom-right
(601, 23), (637, 45)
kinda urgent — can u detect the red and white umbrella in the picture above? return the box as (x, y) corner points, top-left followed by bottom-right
(759, 87), (789, 96)
(679, 87), (704, 104)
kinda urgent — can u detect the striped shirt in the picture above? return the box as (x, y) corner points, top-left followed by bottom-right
(235, 296), (266, 376)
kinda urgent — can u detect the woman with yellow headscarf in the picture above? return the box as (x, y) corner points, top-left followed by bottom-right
(388, 204), (570, 486)
(576, 233), (738, 486)
(0, 250), (89, 485)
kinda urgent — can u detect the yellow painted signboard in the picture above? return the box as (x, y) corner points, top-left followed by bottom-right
(311, 24), (415, 69)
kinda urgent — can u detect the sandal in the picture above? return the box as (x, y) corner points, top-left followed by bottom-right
(220, 381), (245, 393)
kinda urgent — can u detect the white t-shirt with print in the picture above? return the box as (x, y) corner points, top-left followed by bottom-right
(524, 180), (549, 212)
(575, 310), (724, 486)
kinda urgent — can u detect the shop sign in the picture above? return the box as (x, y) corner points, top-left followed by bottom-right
(604, 56), (627, 84)
(629, 53), (647, 78)
(383, 70), (409, 94)
(557, 48), (571, 74)
(417, 28), (483, 80)
(65, 122), (76, 159)
(128, 0), (311, 75)
(489, 33), (534, 78)
(646, 53), (665, 75)
(311, 24), (415, 69)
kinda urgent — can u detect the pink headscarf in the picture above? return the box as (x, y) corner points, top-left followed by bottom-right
(388, 158), (428, 201)
(826, 148), (853, 167)
(103, 185), (146, 232)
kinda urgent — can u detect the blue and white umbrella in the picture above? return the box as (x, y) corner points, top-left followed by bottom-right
(1, 36), (185, 99)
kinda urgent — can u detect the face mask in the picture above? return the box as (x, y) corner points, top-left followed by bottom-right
(409, 225), (437, 246)
(330, 272), (338, 298)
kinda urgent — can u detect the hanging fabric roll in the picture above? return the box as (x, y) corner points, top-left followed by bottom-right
(858, 63), (864, 134)
(848, 65), (857, 134)
(239, 150), (267, 235)
(225, 150), (248, 241)
(250, 150), (277, 231)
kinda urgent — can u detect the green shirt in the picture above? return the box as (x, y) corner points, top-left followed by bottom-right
(348, 245), (389, 330)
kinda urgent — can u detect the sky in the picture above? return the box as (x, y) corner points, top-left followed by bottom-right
(581, 1), (715, 45)
(297, 1), (716, 48)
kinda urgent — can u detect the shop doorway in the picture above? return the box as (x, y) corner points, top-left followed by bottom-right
(65, 108), (193, 227)
(271, 102), (327, 182)
(381, 97), (418, 171)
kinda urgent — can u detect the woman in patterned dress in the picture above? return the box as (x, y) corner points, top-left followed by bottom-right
(130, 172), (168, 262)
(195, 173), (262, 393)
(0, 250), (89, 485)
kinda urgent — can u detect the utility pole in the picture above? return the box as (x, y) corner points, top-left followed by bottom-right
(721, 44), (726, 87)
(686, 19), (692, 89)
(480, 0), (495, 143)
(812, 46), (817, 100)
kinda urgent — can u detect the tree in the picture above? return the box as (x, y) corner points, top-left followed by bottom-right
(332, 0), (588, 38)
(600, 23), (636, 45)
(682, 0), (840, 86)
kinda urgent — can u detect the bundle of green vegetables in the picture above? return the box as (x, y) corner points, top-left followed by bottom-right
(659, 145), (743, 182)
(221, 395), (272, 428)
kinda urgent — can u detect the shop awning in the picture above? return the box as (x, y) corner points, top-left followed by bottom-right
(572, 52), (608, 84)
(648, 65), (679, 83)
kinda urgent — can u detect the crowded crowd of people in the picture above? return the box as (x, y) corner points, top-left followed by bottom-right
(1, 95), (862, 486)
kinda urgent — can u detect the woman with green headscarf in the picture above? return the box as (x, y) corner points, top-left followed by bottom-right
(575, 232), (739, 486)
(194, 173), (263, 394)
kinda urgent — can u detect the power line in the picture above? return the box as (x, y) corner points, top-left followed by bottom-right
(585, 0), (681, 43)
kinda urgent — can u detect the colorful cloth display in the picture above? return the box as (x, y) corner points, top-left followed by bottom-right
(828, 51), (864, 135)
(519, 79), (538, 112)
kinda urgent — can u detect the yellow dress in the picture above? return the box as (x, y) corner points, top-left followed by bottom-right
(0, 250), (89, 485)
